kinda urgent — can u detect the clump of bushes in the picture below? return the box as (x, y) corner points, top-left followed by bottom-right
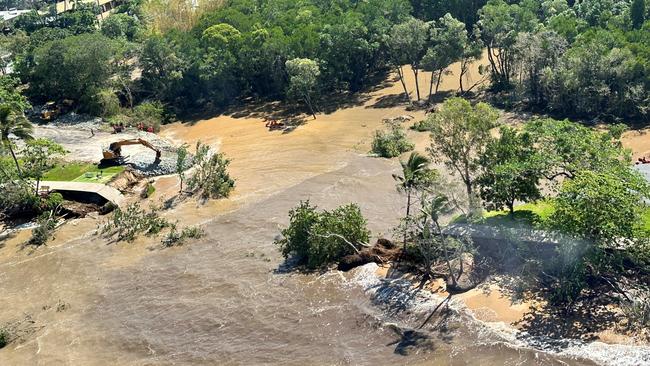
(38, 193), (63, 212)
(99, 203), (205, 247)
(410, 119), (433, 132)
(107, 101), (167, 133)
(162, 223), (205, 247)
(371, 123), (414, 158)
(0, 184), (64, 218)
(275, 201), (370, 269)
(99, 203), (170, 242)
(132, 101), (165, 132)
(187, 142), (235, 199)
(86, 88), (121, 117)
(622, 293), (650, 330)
(0, 183), (38, 216)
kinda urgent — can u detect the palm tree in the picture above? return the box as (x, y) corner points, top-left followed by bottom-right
(393, 151), (431, 251)
(0, 104), (33, 176)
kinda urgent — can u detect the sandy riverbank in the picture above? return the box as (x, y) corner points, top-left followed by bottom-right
(374, 263), (649, 348)
(364, 264), (650, 366)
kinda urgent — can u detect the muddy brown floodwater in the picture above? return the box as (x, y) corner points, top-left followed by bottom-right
(0, 58), (641, 365)
(0, 156), (593, 366)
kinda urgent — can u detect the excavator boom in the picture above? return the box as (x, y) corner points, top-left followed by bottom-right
(102, 138), (162, 163)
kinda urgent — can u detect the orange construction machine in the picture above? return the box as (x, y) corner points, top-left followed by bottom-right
(102, 138), (161, 164)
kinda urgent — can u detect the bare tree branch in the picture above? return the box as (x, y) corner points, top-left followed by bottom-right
(309, 232), (371, 255)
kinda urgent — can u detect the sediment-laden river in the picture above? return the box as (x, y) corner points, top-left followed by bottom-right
(0, 155), (618, 365)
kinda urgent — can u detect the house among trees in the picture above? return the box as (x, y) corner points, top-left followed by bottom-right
(56, 0), (123, 20)
(0, 8), (31, 22)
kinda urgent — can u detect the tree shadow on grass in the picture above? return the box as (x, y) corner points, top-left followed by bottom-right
(481, 210), (545, 229)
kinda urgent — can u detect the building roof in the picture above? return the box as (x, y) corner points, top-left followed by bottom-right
(0, 9), (31, 21)
(55, 0), (113, 14)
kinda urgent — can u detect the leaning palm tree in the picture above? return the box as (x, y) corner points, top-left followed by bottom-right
(0, 104), (33, 176)
(393, 151), (431, 250)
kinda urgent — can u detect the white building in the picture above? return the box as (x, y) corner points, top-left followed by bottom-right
(0, 8), (31, 22)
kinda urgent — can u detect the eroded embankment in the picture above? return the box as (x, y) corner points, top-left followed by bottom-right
(351, 263), (650, 366)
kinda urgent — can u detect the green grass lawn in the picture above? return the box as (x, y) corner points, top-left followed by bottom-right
(43, 163), (124, 184)
(452, 200), (555, 228)
(481, 201), (556, 228)
(459, 200), (650, 234)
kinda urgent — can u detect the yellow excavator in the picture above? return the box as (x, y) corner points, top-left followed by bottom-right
(102, 138), (162, 164)
(40, 100), (74, 121)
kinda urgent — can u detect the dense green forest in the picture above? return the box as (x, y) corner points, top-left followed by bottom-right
(1, 0), (649, 121)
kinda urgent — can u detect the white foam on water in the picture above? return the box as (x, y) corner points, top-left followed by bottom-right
(346, 263), (650, 366)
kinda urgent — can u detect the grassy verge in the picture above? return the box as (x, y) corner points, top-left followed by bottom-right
(481, 201), (555, 228)
(44, 163), (124, 184)
(452, 200), (555, 228)
(458, 200), (650, 234)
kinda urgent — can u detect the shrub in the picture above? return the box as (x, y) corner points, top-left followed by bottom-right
(187, 142), (235, 199)
(621, 293), (650, 330)
(371, 123), (414, 158)
(162, 223), (204, 247)
(162, 223), (182, 247)
(86, 89), (121, 117)
(181, 225), (205, 239)
(0, 183), (39, 217)
(41, 193), (63, 212)
(275, 201), (371, 269)
(410, 119), (433, 132)
(141, 182), (156, 198)
(100, 203), (169, 242)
